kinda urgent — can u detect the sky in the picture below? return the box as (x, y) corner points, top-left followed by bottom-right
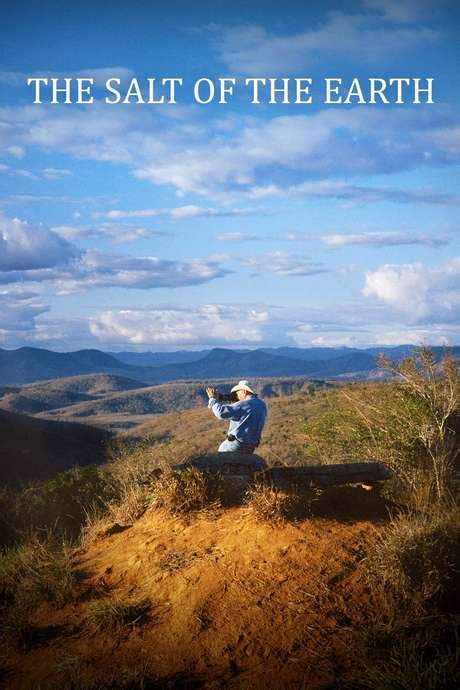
(0, 0), (459, 351)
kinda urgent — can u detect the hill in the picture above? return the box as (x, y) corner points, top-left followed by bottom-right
(123, 389), (325, 466)
(1, 345), (458, 387)
(34, 378), (323, 432)
(0, 347), (139, 385)
(2, 492), (395, 689)
(146, 348), (379, 382)
(0, 409), (112, 485)
(109, 349), (212, 367)
(0, 373), (148, 415)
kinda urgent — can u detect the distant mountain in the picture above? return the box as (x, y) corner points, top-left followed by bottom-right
(1, 345), (458, 387)
(261, 347), (359, 361)
(0, 347), (154, 386)
(110, 350), (212, 367)
(0, 409), (112, 485)
(0, 374), (148, 415)
(145, 348), (378, 382)
(261, 345), (459, 363)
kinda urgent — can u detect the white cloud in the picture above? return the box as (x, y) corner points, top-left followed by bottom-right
(361, 0), (443, 23)
(215, 15), (438, 74)
(0, 289), (49, 345)
(41, 167), (72, 180)
(7, 145), (25, 158)
(93, 205), (251, 221)
(243, 251), (328, 277)
(248, 179), (460, 207)
(0, 212), (230, 290)
(89, 304), (269, 345)
(363, 257), (460, 322)
(321, 232), (449, 247)
(0, 251), (230, 292)
(216, 232), (261, 242)
(369, 328), (450, 346)
(1, 102), (459, 200)
(0, 67), (134, 88)
(0, 214), (81, 271)
(52, 224), (171, 244)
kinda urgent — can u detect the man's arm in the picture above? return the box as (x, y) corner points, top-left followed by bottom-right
(206, 388), (244, 421)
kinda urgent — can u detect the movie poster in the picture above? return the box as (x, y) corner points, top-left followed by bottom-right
(1, 1), (459, 688)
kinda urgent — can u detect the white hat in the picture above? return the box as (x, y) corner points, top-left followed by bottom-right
(231, 380), (256, 394)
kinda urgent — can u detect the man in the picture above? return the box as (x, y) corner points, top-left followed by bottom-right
(206, 380), (267, 454)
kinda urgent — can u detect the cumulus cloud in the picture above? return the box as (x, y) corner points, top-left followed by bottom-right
(321, 232), (449, 247)
(89, 304), (269, 345)
(0, 214), (81, 271)
(0, 289), (49, 345)
(243, 252), (328, 277)
(0, 214), (229, 289)
(363, 257), (460, 322)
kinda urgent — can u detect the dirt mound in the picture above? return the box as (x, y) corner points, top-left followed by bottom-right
(5, 486), (393, 689)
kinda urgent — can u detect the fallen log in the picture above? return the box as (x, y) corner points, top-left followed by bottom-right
(258, 462), (392, 488)
(172, 454), (391, 489)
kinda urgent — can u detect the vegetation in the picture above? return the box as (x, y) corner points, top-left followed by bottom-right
(305, 348), (458, 509)
(0, 348), (458, 688)
(86, 597), (151, 631)
(368, 508), (460, 613)
(151, 466), (222, 515)
(244, 483), (314, 522)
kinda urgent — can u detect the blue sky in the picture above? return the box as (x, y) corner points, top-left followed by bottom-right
(0, 0), (459, 351)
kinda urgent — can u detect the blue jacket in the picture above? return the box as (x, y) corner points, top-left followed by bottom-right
(208, 394), (267, 445)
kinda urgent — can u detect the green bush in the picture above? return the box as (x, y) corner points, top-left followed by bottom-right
(13, 465), (116, 539)
(304, 349), (458, 509)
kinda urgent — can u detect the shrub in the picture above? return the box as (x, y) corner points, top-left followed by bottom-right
(354, 617), (460, 690)
(151, 467), (221, 515)
(6, 466), (116, 541)
(0, 534), (78, 651)
(0, 534), (77, 610)
(305, 348), (458, 509)
(368, 508), (460, 613)
(244, 483), (313, 522)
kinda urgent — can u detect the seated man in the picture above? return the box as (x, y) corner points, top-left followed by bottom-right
(206, 380), (267, 454)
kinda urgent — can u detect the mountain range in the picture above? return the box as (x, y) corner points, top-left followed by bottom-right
(0, 345), (457, 386)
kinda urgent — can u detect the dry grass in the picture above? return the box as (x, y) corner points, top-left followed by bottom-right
(86, 597), (151, 631)
(0, 534), (77, 609)
(151, 467), (221, 515)
(0, 534), (78, 652)
(368, 507), (460, 613)
(352, 617), (460, 690)
(244, 482), (312, 522)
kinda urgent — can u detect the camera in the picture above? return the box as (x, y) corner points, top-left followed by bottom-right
(217, 390), (238, 403)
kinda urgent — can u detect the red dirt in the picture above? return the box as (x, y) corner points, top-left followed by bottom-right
(6, 487), (394, 689)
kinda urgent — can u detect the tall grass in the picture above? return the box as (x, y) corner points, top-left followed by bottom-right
(368, 507), (460, 614)
(305, 349), (458, 510)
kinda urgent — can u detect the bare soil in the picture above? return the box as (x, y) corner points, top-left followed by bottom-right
(5, 486), (395, 689)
